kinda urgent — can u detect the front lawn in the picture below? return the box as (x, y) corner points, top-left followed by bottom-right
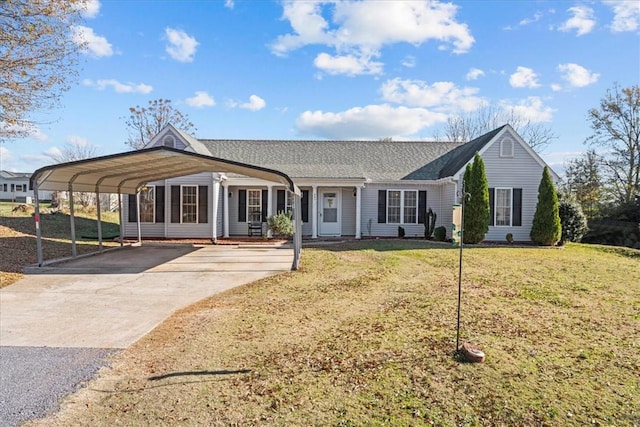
(28, 240), (640, 426)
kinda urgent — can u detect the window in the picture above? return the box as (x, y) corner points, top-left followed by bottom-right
(1, 184), (6, 192)
(247, 189), (262, 222)
(387, 190), (401, 223)
(495, 188), (512, 226)
(387, 190), (418, 224)
(404, 191), (417, 224)
(181, 185), (197, 223)
(139, 186), (155, 223)
(500, 138), (514, 157)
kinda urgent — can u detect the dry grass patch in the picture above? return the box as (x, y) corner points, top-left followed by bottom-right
(27, 240), (640, 426)
(0, 202), (120, 287)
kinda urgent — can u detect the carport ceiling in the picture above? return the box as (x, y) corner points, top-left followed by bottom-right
(30, 146), (299, 195)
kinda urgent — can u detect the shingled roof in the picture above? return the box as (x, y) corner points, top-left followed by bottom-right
(196, 126), (507, 182)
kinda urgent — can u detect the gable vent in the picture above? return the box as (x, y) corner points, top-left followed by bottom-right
(163, 135), (175, 148)
(500, 138), (514, 157)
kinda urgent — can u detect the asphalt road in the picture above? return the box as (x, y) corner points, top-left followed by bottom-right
(0, 347), (117, 427)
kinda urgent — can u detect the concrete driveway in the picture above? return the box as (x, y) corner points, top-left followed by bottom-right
(0, 244), (294, 348)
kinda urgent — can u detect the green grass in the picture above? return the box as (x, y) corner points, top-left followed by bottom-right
(30, 240), (640, 427)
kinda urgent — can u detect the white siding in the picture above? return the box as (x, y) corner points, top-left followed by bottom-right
(440, 182), (457, 240)
(483, 133), (546, 242)
(360, 184), (446, 238)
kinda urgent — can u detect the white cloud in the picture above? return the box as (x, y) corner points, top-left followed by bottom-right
(66, 135), (91, 147)
(83, 79), (153, 94)
(271, 0), (474, 76)
(296, 104), (448, 139)
(558, 6), (596, 36)
(466, 68), (485, 81)
(185, 91), (216, 108)
(165, 28), (199, 62)
(0, 145), (12, 169)
(71, 25), (113, 57)
(519, 11), (543, 26)
(401, 55), (416, 68)
(314, 52), (383, 76)
(551, 83), (563, 92)
(603, 0), (640, 32)
(500, 96), (554, 123)
(228, 95), (267, 111)
(0, 122), (48, 141)
(81, 0), (101, 18)
(557, 63), (599, 87)
(224, 0), (234, 9)
(380, 78), (485, 112)
(509, 66), (540, 88)
(44, 147), (63, 161)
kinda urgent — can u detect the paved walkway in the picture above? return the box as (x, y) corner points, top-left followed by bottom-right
(0, 244), (294, 348)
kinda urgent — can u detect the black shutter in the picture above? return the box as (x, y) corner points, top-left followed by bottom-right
(198, 185), (208, 223)
(418, 191), (427, 224)
(238, 189), (246, 222)
(261, 190), (268, 222)
(155, 186), (165, 223)
(301, 190), (309, 222)
(513, 188), (522, 226)
(277, 190), (286, 214)
(488, 188), (495, 226)
(378, 190), (387, 223)
(128, 194), (137, 222)
(171, 186), (180, 223)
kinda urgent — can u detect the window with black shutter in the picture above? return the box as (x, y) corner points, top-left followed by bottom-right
(378, 190), (386, 223)
(301, 190), (309, 222)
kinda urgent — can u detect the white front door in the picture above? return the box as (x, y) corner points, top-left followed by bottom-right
(319, 190), (341, 236)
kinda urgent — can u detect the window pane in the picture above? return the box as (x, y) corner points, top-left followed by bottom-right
(404, 191), (417, 224)
(140, 186), (155, 222)
(388, 190), (401, 223)
(182, 186), (197, 223)
(495, 189), (512, 226)
(248, 190), (262, 222)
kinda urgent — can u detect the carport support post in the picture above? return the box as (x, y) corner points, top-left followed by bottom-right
(118, 192), (124, 247)
(136, 191), (142, 244)
(34, 184), (44, 266)
(68, 183), (77, 257)
(95, 188), (103, 252)
(291, 192), (302, 271)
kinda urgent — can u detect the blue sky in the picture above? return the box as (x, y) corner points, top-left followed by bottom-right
(1, 0), (638, 175)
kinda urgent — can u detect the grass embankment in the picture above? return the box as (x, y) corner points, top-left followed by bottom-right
(29, 240), (639, 426)
(0, 202), (120, 287)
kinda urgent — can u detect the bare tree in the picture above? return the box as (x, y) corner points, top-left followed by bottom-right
(48, 139), (100, 207)
(586, 84), (640, 207)
(443, 104), (556, 152)
(0, 0), (87, 140)
(124, 99), (196, 149)
(563, 150), (604, 219)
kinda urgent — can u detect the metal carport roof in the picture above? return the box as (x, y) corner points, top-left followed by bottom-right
(29, 146), (302, 270)
(30, 145), (299, 195)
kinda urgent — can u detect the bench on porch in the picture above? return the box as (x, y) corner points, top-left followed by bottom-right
(248, 221), (264, 236)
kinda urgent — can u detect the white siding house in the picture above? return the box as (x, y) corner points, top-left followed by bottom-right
(121, 124), (559, 242)
(1, 171), (53, 202)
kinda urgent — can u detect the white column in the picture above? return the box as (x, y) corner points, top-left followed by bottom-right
(267, 185), (273, 238)
(312, 185), (318, 239)
(222, 182), (230, 238)
(355, 186), (362, 239)
(211, 177), (220, 241)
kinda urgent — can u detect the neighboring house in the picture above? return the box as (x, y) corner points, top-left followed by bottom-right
(0, 171), (53, 202)
(122, 124), (559, 242)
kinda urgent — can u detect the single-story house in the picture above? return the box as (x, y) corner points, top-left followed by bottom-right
(121, 123), (559, 242)
(1, 170), (53, 202)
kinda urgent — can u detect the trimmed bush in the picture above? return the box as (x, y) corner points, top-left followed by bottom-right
(398, 226), (405, 238)
(434, 226), (447, 241)
(531, 166), (562, 246)
(267, 212), (293, 238)
(463, 153), (490, 244)
(506, 233), (514, 244)
(559, 196), (588, 244)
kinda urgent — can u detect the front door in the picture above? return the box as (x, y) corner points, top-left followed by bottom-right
(319, 190), (341, 236)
